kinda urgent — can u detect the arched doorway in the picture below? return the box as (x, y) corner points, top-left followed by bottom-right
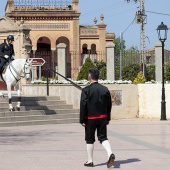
(56, 37), (71, 78)
(82, 44), (88, 54)
(91, 44), (97, 61)
(36, 36), (52, 77)
(81, 44), (88, 65)
(91, 44), (96, 54)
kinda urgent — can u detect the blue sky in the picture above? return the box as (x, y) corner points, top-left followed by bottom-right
(1, 0), (170, 50)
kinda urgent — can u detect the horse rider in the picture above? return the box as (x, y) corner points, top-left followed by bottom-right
(0, 35), (15, 72)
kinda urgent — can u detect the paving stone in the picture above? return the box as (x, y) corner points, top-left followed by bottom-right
(0, 119), (169, 169)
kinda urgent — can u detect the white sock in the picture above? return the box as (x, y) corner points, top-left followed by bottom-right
(17, 101), (21, 108)
(102, 140), (112, 158)
(86, 144), (94, 163)
(9, 104), (13, 109)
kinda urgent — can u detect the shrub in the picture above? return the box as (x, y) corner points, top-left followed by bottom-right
(115, 65), (120, 80)
(41, 76), (46, 81)
(122, 64), (139, 81)
(55, 75), (58, 80)
(77, 57), (95, 80)
(99, 66), (106, 80)
(133, 71), (146, 84)
(146, 65), (155, 81)
(94, 59), (106, 79)
(165, 62), (170, 81)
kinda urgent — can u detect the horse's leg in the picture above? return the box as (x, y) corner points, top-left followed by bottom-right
(7, 83), (14, 111)
(15, 83), (21, 111)
(0, 92), (4, 98)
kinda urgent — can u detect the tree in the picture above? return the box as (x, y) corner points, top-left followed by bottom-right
(146, 65), (155, 81)
(94, 60), (107, 80)
(122, 63), (139, 81)
(77, 57), (95, 80)
(125, 46), (139, 53)
(114, 36), (126, 56)
(165, 62), (170, 81)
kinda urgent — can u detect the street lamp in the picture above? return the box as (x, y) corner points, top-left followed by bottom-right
(156, 22), (168, 120)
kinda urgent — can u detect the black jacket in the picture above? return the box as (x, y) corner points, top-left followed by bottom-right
(80, 82), (112, 124)
(0, 42), (14, 59)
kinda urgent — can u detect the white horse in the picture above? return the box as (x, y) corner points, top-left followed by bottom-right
(0, 59), (32, 111)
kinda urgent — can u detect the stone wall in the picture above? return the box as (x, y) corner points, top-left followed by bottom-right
(138, 84), (170, 119)
(22, 84), (170, 119)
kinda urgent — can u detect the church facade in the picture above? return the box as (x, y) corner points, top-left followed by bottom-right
(5, 0), (114, 79)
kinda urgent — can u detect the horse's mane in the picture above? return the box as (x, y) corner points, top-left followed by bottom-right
(12, 59), (26, 62)
(10, 59), (26, 65)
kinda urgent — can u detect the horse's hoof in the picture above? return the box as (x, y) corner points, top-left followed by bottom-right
(16, 106), (20, 111)
(9, 107), (15, 112)
(0, 95), (4, 98)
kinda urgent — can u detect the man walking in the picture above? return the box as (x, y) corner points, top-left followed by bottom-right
(80, 68), (115, 168)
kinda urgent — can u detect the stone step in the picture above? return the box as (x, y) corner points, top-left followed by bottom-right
(0, 104), (73, 112)
(0, 95), (79, 126)
(0, 118), (79, 127)
(0, 100), (66, 107)
(0, 109), (79, 117)
(0, 96), (60, 102)
(0, 113), (79, 122)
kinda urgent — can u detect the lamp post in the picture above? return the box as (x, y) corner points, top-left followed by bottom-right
(156, 22), (168, 120)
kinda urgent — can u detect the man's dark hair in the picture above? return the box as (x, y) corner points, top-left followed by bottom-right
(89, 68), (99, 80)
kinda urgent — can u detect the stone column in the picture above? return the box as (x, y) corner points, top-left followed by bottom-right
(155, 42), (162, 82)
(51, 49), (56, 78)
(19, 25), (32, 85)
(70, 51), (75, 79)
(72, 16), (80, 80)
(57, 43), (67, 80)
(32, 50), (37, 80)
(97, 15), (107, 61)
(106, 42), (115, 80)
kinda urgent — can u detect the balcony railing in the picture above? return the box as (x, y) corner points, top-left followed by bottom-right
(14, 0), (72, 7)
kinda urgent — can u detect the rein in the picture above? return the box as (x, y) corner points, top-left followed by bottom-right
(9, 63), (21, 82)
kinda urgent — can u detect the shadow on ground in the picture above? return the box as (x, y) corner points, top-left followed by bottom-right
(0, 129), (77, 145)
(95, 158), (141, 168)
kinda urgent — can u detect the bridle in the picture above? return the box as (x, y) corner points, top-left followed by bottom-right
(9, 59), (31, 82)
(23, 59), (32, 77)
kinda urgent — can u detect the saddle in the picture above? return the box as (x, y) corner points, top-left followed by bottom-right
(0, 63), (9, 82)
(2, 66), (7, 74)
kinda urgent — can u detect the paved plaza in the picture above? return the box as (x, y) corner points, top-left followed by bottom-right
(0, 119), (170, 170)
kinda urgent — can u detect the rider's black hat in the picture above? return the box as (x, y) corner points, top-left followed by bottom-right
(7, 35), (14, 41)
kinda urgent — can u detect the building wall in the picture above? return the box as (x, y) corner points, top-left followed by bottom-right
(23, 20), (74, 51)
(4, 0), (114, 79)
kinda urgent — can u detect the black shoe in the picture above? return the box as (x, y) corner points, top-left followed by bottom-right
(107, 153), (115, 168)
(84, 162), (94, 167)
